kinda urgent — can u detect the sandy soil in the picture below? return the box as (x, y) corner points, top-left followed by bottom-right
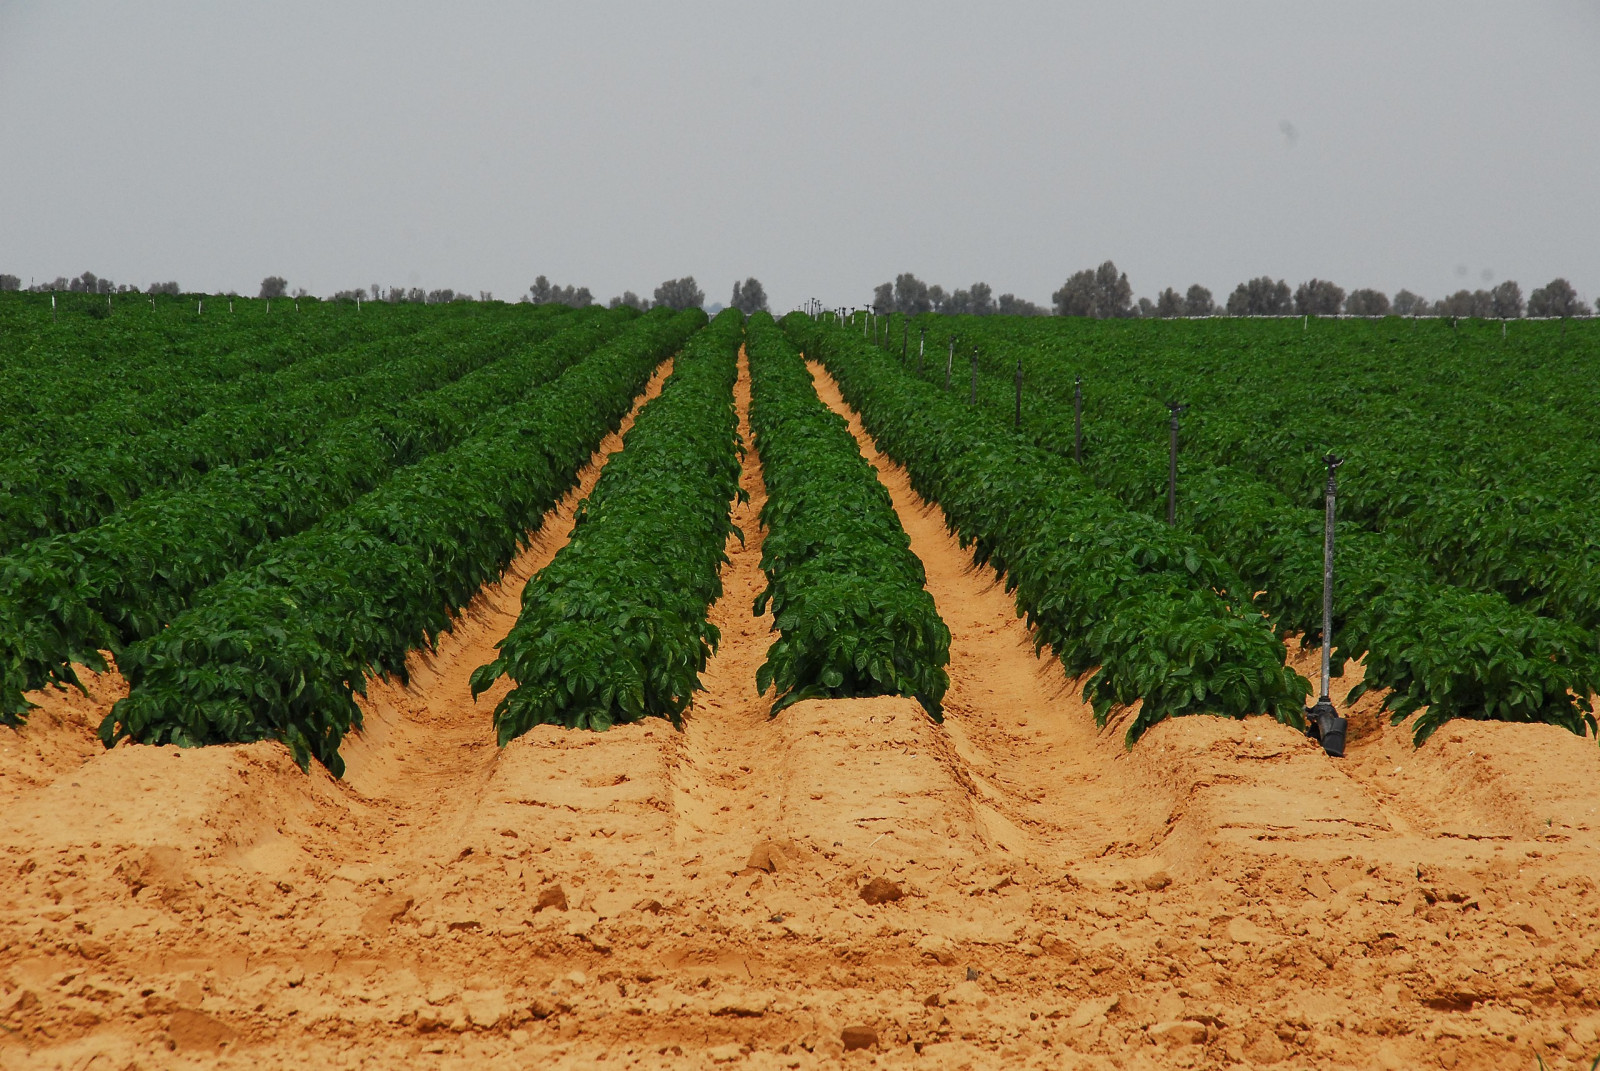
(2, 351), (1599, 1070)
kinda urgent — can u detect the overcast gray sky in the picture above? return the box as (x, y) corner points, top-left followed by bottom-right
(2, 2), (1596, 310)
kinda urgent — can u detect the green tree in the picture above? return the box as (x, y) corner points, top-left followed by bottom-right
(1489, 280), (1523, 319)
(1527, 278), (1590, 317)
(1293, 278), (1345, 315)
(1344, 289), (1391, 317)
(1052, 260), (1132, 318)
(653, 276), (704, 311)
(1391, 289), (1425, 316)
(730, 277), (769, 314)
(1184, 285), (1215, 316)
(1226, 277), (1291, 315)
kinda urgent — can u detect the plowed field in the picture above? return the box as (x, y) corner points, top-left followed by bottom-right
(3, 352), (1598, 1071)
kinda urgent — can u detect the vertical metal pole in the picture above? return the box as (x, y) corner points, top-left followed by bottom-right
(945, 338), (953, 390)
(918, 328), (925, 374)
(1073, 376), (1083, 463)
(1166, 402), (1185, 525)
(1304, 452), (1348, 756)
(969, 348), (978, 405)
(1319, 455), (1343, 705)
(1014, 358), (1023, 429)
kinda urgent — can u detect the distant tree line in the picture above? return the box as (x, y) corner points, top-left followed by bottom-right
(523, 274), (765, 314)
(326, 284), (480, 304)
(869, 262), (1594, 320)
(869, 273), (1047, 316)
(1211, 274), (1592, 319)
(527, 275), (593, 307)
(1, 271), (181, 296)
(871, 261), (1593, 320)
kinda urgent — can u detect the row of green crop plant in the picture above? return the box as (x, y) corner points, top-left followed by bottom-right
(0, 300), (552, 487)
(0, 308), (634, 724)
(944, 314), (1600, 638)
(0, 306), (573, 550)
(1113, 319), (1600, 633)
(901, 313), (1600, 506)
(0, 293), (441, 443)
(471, 311), (745, 742)
(743, 313), (950, 717)
(0, 312), (429, 453)
(790, 313), (1309, 744)
(100, 308), (704, 774)
(887, 316), (1599, 745)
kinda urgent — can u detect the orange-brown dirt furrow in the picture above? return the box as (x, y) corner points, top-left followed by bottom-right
(2, 347), (1599, 1071)
(802, 358), (1600, 1070)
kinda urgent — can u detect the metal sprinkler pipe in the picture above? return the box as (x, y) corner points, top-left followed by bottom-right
(1305, 454), (1348, 757)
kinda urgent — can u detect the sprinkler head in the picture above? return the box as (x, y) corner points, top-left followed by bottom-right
(1305, 697), (1347, 757)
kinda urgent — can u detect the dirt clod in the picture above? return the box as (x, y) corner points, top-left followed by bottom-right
(841, 1025), (878, 1051)
(168, 1009), (236, 1052)
(859, 877), (903, 905)
(360, 892), (414, 934)
(535, 884), (568, 912)
(745, 839), (788, 873)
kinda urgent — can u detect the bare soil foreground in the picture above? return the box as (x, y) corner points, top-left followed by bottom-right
(3, 352), (1600, 1070)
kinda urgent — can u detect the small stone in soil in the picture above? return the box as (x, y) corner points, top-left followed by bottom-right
(859, 878), (903, 905)
(841, 1025), (878, 1051)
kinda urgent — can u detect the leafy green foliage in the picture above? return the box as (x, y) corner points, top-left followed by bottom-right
(473, 311), (744, 742)
(0, 290), (431, 449)
(896, 312), (1600, 745)
(0, 309), (632, 723)
(98, 309), (704, 772)
(0, 302), (570, 549)
(744, 313), (950, 718)
(786, 314), (1308, 745)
